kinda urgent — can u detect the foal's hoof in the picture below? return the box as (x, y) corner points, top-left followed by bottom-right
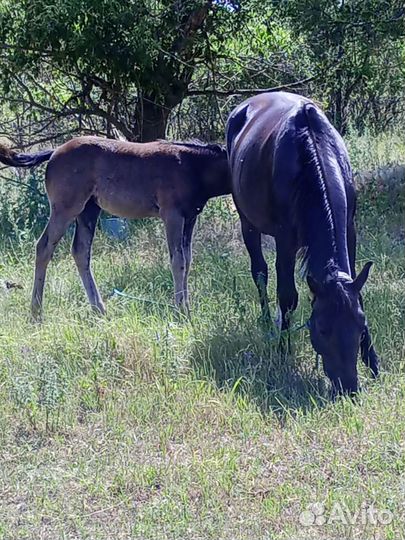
(175, 303), (191, 321)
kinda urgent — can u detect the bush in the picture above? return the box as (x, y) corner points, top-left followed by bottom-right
(0, 169), (48, 243)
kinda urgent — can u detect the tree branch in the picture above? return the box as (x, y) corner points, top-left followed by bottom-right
(186, 76), (315, 97)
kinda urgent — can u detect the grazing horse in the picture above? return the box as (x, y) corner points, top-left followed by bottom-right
(226, 91), (379, 396)
(0, 137), (230, 318)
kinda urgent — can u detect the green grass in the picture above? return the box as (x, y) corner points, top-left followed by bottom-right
(346, 129), (405, 172)
(0, 167), (404, 539)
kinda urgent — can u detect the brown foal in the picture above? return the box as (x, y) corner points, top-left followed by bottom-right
(0, 137), (231, 318)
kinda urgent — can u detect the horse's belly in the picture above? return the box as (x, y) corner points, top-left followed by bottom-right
(232, 169), (278, 235)
(236, 195), (278, 235)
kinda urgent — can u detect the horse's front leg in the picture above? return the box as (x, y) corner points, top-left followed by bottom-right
(275, 236), (298, 352)
(162, 210), (187, 311)
(240, 213), (270, 321)
(347, 220), (380, 378)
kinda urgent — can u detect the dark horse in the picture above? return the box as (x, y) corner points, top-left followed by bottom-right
(226, 92), (379, 395)
(0, 137), (230, 318)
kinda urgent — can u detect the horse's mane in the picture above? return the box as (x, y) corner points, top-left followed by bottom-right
(292, 104), (353, 307)
(293, 104), (340, 281)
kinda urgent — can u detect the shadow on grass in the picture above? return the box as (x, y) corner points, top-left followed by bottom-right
(189, 319), (330, 418)
(104, 250), (331, 417)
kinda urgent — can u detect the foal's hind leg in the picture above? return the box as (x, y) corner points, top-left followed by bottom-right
(71, 199), (105, 314)
(240, 214), (270, 320)
(182, 215), (197, 311)
(348, 221), (380, 377)
(162, 210), (187, 309)
(32, 210), (73, 320)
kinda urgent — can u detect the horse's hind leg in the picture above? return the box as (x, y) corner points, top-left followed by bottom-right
(274, 237), (298, 354)
(275, 236), (298, 329)
(348, 221), (380, 377)
(240, 214), (270, 320)
(71, 198), (105, 314)
(32, 210), (73, 320)
(162, 210), (187, 309)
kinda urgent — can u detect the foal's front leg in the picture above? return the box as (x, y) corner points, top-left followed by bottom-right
(162, 210), (187, 310)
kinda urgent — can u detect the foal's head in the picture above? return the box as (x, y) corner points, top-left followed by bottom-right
(171, 140), (231, 198)
(307, 262), (373, 396)
(198, 143), (231, 198)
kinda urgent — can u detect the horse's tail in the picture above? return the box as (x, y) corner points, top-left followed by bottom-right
(0, 144), (54, 168)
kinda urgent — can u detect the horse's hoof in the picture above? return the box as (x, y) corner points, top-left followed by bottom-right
(369, 352), (380, 379)
(31, 311), (43, 324)
(92, 304), (106, 316)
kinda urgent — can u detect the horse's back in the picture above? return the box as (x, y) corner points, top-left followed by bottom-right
(227, 92), (309, 151)
(226, 92), (352, 235)
(226, 92), (311, 232)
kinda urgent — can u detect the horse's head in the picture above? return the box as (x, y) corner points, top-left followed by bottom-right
(307, 262), (373, 397)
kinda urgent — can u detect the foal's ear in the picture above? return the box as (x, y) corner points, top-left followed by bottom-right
(307, 275), (324, 297)
(351, 261), (373, 293)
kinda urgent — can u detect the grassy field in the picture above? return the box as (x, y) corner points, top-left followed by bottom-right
(0, 135), (404, 539)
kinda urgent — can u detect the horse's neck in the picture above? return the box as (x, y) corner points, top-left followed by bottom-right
(302, 153), (352, 279)
(303, 191), (352, 281)
(306, 230), (351, 282)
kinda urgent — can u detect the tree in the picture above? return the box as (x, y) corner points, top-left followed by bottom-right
(278, 0), (405, 132)
(0, 1), (262, 142)
(0, 1), (310, 144)
(0, 0), (213, 141)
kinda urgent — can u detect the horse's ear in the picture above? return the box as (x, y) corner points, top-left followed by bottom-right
(351, 261), (373, 293)
(307, 275), (324, 297)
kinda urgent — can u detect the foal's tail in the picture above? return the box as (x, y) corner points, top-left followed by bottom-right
(0, 143), (54, 168)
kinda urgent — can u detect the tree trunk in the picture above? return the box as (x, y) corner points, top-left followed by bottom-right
(136, 97), (170, 142)
(333, 83), (344, 133)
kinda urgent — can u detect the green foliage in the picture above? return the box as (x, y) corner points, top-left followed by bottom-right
(279, 0), (405, 131)
(345, 129), (405, 171)
(1, 0), (152, 86)
(0, 170), (48, 242)
(0, 0), (402, 141)
(9, 353), (68, 431)
(0, 1), (268, 140)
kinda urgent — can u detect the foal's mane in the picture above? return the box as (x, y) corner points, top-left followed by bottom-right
(164, 139), (227, 155)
